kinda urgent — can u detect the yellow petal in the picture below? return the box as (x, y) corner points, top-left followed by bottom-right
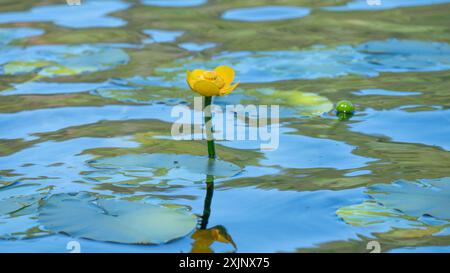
(186, 70), (194, 89)
(187, 69), (204, 89)
(214, 65), (235, 85)
(193, 80), (220, 96)
(190, 69), (204, 79)
(219, 81), (239, 96)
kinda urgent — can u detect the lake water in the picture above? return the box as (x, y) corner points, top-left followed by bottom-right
(0, 0), (449, 253)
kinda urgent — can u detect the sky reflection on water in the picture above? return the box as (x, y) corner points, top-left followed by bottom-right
(0, 0), (450, 253)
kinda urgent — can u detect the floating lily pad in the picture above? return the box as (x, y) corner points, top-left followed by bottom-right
(338, 199), (447, 239)
(39, 192), (197, 244)
(91, 76), (190, 104)
(0, 44), (129, 78)
(369, 179), (450, 220)
(337, 201), (419, 228)
(159, 39), (450, 83)
(336, 198), (450, 240)
(90, 153), (242, 178)
(3, 61), (54, 75)
(242, 89), (333, 116)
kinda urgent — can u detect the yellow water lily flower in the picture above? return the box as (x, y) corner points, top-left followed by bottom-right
(186, 65), (240, 96)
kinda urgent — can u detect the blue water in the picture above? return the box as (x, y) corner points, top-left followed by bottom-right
(1, 0), (450, 253)
(353, 89), (421, 96)
(0, 0), (130, 28)
(349, 107), (450, 151)
(0, 27), (44, 45)
(179, 42), (217, 51)
(222, 6), (311, 22)
(142, 0), (207, 7)
(162, 39), (450, 83)
(220, 128), (374, 170)
(142, 29), (184, 44)
(0, 44), (129, 78)
(0, 186), (372, 252)
(1, 82), (107, 96)
(0, 105), (175, 140)
(324, 0), (450, 11)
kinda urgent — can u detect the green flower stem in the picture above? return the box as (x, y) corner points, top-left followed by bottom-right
(200, 175), (214, 229)
(203, 96), (216, 159)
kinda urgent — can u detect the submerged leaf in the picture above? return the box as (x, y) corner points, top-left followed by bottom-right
(369, 178), (450, 220)
(337, 200), (449, 239)
(39, 192), (197, 244)
(0, 184), (49, 239)
(336, 200), (424, 230)
(336, 201), (416, 227)
(158, 39), (450, 84)
(3, 61), (54, 75)
(0, 194), (42, 215)
(90, 153), (242, 178)
(1, 45), (129, 78)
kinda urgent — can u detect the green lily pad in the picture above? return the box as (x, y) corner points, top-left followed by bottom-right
(243, 88), (333, 116)
(94, 85), (187, 105)
(90, 153), (242, 178)
(1, 45), (129, 78)
(3, 61), (54, 75)
(369, 178), (450, 220)
(39, 192), (197, 244)
(336, 199), (450, 240)
(337, 201), (419, 227)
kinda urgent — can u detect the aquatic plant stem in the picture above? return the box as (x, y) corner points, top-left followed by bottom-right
(203, 96), (216, 159)
(200, 175), (214, 229)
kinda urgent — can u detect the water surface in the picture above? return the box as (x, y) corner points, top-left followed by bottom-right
(222, 6), (311, 22)
(0, 0), (449, 253)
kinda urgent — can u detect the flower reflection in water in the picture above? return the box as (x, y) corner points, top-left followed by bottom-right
(191, 175), (237, 253)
